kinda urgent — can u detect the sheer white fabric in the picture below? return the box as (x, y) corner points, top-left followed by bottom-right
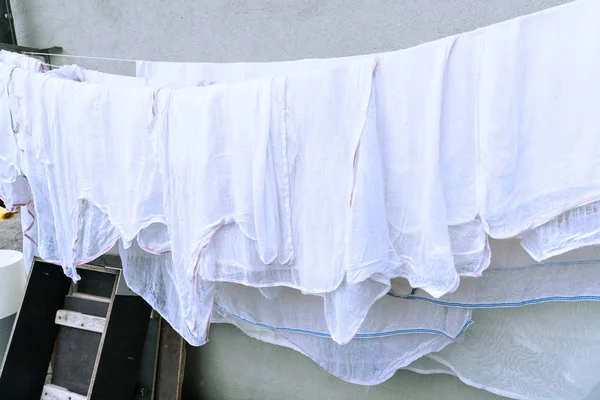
(0, 0), (600, 398)
(215, 283), (472, 340)
(212, 305), (459, 386)
(133, 1), (600, 398)
(0, 50), (46, 73)
(0, 64), (20, 185)
(212, 293), (600, 398)
(0, 57), (155, 272)
(392, 239), (600, 307)
(477, 0), (600, 244)
(140, 37), (481, 296)
(119, 241), (214, 345)
(46, 64), (163, 89)
(136, 53), (368, 86)
(9, 67), (160, 278)
(5, 60), (168, 272)
(0, 60), (36, 211)
(520, 202), (600, 262)
(138, 0), (600, 276)
(120, 241), (472, 346)
(138, 35), (487, 284)
(158, 61), (383, 342)
(440, 31), (489, 278)
(413, 302), (600, 400)
(0, 176), (30, 211)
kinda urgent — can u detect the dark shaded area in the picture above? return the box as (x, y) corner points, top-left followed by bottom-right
(0, 261), (71, 400)
(90, 295), (151, 400)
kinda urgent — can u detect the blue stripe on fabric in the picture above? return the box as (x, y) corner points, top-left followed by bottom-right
(388, 293), (600, 308)
(6, 67), (18, 134)
(216, 305), (473, 340)
(486, 259), (600, 273)
(214, 260), (600, 340)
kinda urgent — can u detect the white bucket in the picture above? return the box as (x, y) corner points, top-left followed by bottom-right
(0, 250), (26, 363)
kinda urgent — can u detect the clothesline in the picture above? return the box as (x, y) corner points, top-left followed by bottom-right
(23, 51), (136, 63)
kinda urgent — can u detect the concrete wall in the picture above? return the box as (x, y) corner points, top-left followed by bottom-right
(11, 1), (572, 398)
(13, 0), (570, 75)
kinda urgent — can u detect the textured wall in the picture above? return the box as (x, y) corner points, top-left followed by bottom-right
(11, 0), (572, 399)
(13, 0), (570, 75)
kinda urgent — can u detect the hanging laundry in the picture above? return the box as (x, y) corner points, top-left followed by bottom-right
(415, 301), (600, 400)
(0, 50), (46, 73)
(392, 238), (600, 307)
(7, 66), (161, 278)
(477, 0), (600, 247)
(0, 0), (600, 398)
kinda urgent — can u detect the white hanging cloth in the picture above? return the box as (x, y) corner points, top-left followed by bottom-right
(213, 300), (600, 398)
(408, 301), (600, 400)
(120, 241), (472, 346)
(392, 238), (600, 307)
(0, 56), (469, 345)
(133, 1), (600, 398)
(138, 33), (487, 284)
(212, 305), (459, 387)
(476, 0), (600, 253)
(0, 0), (599, 397)
(138, 0), (600, 269)
(0, 59), (36, 211)
(135, 40), (471, 344)
(7, 65), (160, 279)
(0, 50), (46, 73)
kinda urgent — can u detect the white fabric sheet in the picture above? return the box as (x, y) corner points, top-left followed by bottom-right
(139, 36), (483, 296)
(421, 302), (600, 400)
(0, 50), (45, 73)
(139, 0), (600, 271)
(477, 0), (600, 249)
(120, 241), (473, 346)
(0, 0), (599, 398)
(157, 60), (380, 342)
(212, 305), (460, 386)
(9, 66), (160, 278)
(393, 238), (600, 307)
(132, 1), (600, 398)
(213, 299), (600, 399)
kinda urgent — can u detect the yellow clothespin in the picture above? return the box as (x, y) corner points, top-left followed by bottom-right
(0, 206), (15, 220)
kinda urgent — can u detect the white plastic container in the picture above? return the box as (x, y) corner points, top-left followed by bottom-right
(0, 250), (26, 364)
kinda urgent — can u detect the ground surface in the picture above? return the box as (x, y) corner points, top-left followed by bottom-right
(0, 213), (22, 251)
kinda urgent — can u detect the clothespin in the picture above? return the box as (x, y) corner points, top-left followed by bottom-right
(0, 205), (15, 220)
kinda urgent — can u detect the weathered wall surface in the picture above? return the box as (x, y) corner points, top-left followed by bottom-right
(13, 0), (569, 74)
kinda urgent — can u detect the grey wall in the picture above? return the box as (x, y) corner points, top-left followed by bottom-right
(11, 1), (572, 399)
(13, 0), (571, 75)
